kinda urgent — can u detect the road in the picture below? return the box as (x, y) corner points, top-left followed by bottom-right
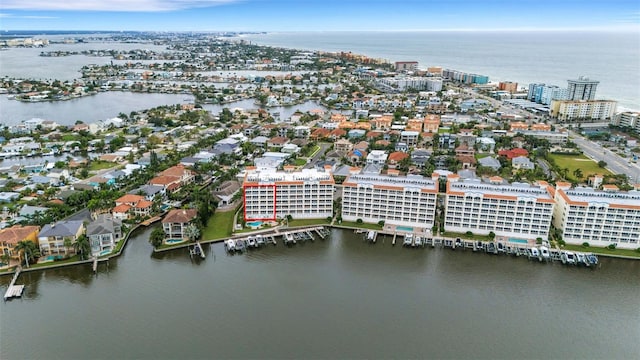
(304, 142), (332, 169)
(569, 131), (640, 183)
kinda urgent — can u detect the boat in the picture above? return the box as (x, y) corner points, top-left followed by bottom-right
(284, 233), (295, 245)
(255, 235), (265, 246)
(586, 253), (598, 267)
(454, 238), (462, 248)
(235, 239), (246, 252)
(414, 236), (423, 247)
(575, 253), (588, 266)
(487, 242), (497, 254)
(403, 234), (413, 247)
(497, 242), (506, 253)
(366, 230), (376, 243)
(540, 246), (550, 261)
(224, 239), (236, 252)
(246, 236), (256, 248)
(529, 247), (541, 261)
(474, 241), (483, 252)
(561, 251), (576, 265)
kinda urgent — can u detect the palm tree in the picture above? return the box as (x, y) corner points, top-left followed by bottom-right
(184, 223), (201, 242)
(73, 234), (91, 260)
(14, 240), (40, 268)
(573, 168), (583, 180)
(63, 238), (73, 256)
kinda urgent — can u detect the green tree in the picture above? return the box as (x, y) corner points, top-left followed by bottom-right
(149, 227), (165, 249)
(573, 168), (583, 180)
(63, 238), (73, 256)
(597, 160), (607, 168)
(184, 223), (201, 242)
(73, 234), (91, 260)
(15, 240), (40, 268)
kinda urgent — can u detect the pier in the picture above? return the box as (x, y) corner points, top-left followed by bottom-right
(141, 216), (162, 226)
(190, 241), (206, 259)
(4, 267), (25, 301)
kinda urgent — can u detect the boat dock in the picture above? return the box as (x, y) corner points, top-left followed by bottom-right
(224, 227), (330, 254)
(141, 216), (162, 226)
(4, 267), (25, 301)
(397, 236), (599, 268)
(190, 241), (206, 259)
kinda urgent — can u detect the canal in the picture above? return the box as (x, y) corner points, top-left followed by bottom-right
(1, 226), (639, 359)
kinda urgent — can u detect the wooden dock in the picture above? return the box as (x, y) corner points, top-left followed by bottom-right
(4, 267), (24, 301)
(190, 241), (206, 259)
(141, 216), (162, 226)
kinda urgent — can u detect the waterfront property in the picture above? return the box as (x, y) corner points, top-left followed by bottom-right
(341, 173), (438, 230)
(242, 166), (334, 221)
(87, 214), (122, 257)
(37, 220), (85, 256)
(553, 183), (640, 249)
(161, 209), (198, 242)
(444, 177), (555, 241)
(0, 225), (40, 263)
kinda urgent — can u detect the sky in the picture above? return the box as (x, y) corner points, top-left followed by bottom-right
(0, 0), (639, 32)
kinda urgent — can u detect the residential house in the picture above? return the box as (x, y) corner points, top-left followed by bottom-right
(478, 156), (502, 171)
(498, 148), (529, 160)
(38, 220), (85, 256)
(387, 151), (409, 169)
(267, 136), (290, 149)
(400, 131), (420, 147)
(0, 225), (40, 262)
(512, 156), (535, 170)
(423, 115), (440, 133)
(87, 214), (122, 257)
(162, 209), (198, 241)
(367, 150), (388, 165)
(411, 149), (432, 168)
(334, 138), (353, 155)
(455, 143), (475, 157)
(213, 181), (241, 206)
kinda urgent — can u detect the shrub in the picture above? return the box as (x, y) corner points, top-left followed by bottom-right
(608, 243), (617, 250)
(582, 242), (590, 248)
(465, 231), (473, 237)
(378, 220), (385, 226)
(356, 218), (363, 224)
(558, 239), (566, 246)
(636, 248), (640, 253)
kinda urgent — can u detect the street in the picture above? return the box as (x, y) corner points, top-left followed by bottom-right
(569, 131), (640, 183)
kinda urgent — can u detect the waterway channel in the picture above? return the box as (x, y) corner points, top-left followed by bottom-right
(1, 226), (639, 359)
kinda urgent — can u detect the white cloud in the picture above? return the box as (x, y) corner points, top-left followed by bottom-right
(0, 13), (58, 19)
(1, 0), (242, 12)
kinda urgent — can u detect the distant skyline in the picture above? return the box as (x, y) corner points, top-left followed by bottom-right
(1, 0), (639, 32)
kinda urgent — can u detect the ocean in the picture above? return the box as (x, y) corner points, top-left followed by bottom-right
(240, 31), (640, 112)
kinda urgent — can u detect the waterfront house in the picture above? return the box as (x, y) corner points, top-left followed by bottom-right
(38, 220), (85, 256)
(112, 204), (132, 221)
(0, 225), (40, 263)
(213, 181), (241, 206)
(87, 214), (122, 257)
(162, 209), (198, 241)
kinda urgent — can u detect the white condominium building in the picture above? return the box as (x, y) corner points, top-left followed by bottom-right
(243, 167), (334, 221)
(341, 174), (438, 229)
(553, 184), (640, 249)
(550, 100), (617, 122)
(445, 177), (555, 240)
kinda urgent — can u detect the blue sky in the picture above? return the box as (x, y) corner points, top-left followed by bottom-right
(1, 0), (639, 32)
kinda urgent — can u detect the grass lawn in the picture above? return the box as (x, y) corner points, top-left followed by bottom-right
(337, 221), (383, 230)
(202, 208), (236, 240)
(475, 153), (492, 159)
(563, 244), (640, 258)
(292, 158), (307, 166)
(304, 144), (321, 157)
(88, 160), (118, 171)
(548, 153), (611, 181)
(30, 255), (81, 268)
(287, 218), (331, 227)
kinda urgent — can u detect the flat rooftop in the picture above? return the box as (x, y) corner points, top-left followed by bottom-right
(449, 180), (553, 200)
(346, 174), (437, 190)
(564, 187), (640, 207)
(246, 168), (332, 183)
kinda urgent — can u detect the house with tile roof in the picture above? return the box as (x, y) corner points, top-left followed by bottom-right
(0, 225), (40, 263)
(162, 209), (198, 241)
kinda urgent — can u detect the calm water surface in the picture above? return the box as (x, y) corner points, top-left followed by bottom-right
(1, 227), (639, 359)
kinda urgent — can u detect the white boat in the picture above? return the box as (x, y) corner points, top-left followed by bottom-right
(561, 251), (576, 265)
(576, 253), (588, 266)
(255, 235), (265, 246)
(246, 236), (256, 248)
(530, 247), (540, 260)
(403, 234), (413, 247)
(366, 230), (376, 243)
(540, 246), (550, 261)
(586, 253), (598, 266)
(225, 239), (236, 252)
(414, 236), (423, 247)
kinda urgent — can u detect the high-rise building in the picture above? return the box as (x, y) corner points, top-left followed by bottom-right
(243, 167), (334, 221)
(553, 183), (640, 250)
(527, 83), (568, 105)
(567, 76), (599, 101)
(549, 100), (617, 122)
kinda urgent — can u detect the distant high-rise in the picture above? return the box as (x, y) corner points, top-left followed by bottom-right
(567, 76), (599, 101)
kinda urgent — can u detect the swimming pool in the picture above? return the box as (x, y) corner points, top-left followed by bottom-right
(397, 226), (413, 232)
(45, 255), (63, 261)
(508, 238), (528, 244)
(246, 221), (263, 228)
(165, 238), (185, 244)
(99, 249), (111, 256)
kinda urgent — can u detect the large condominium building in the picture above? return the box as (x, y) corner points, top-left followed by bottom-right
(550, 100), (617, 122)
(527, 83), (568, 105)
(567, 76), (599, 101)
(445, 177), (555, 241)
(553, 184), (640, 249)
(613, 111), (640, 132)
(243, 167), (334, 221)
(341, 174), (438, 230)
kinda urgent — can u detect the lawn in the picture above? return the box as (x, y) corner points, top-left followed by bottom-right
(548, 153), (611, 181)
(337, 221), (383, 230)
(562, 244), (640, 258)
(304, 144), (321, 157)
(88, 160), (118, 171)
(441, 231), (494, 241)
(287, 218), (331, 227)
(292, 158), (307, 166)
(201, 208), (236, 240)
